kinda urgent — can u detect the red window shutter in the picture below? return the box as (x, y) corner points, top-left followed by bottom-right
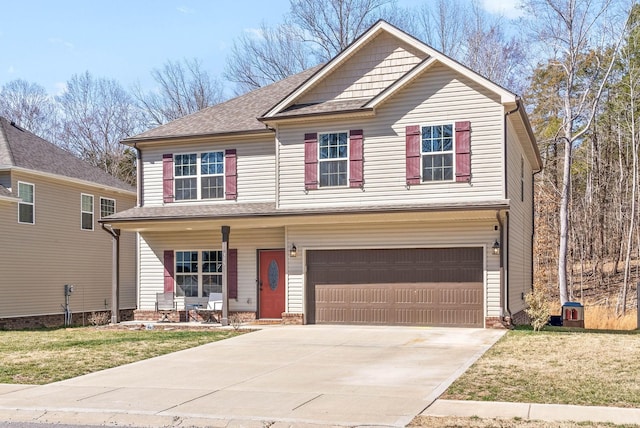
(163, 250), (174, 293)
(228, 249), (238, 299)
(162, 154), (174, 203)
(304, 133), (318, 190)
(349, 129), (364, 188)
(405, 125), (421, 185)
(455, 121), (471, 182)
(225, 149), (237, 200)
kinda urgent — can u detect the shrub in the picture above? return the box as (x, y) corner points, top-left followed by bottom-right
(525, 290), (550, 332)
(88, 311), (111, 326)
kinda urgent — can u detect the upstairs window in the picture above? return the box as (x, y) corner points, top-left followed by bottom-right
(174, 152), (225, 201)
(18, 182), (34, 224)
(421, 124), (454, 181)
(100, 197), (116, 218)
(81, 194), (94, 230)
(319, 132), (348, 187)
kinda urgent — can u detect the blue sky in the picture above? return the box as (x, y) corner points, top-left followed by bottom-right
(0, 0), (522, 96)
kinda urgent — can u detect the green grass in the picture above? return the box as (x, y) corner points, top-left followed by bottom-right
(0, 327), (245, 384)
(442, 328), (640, 408)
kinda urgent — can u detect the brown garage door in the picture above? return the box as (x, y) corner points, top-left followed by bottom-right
(306, 248), (483, 327)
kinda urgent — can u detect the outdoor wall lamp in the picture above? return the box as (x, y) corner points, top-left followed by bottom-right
(492, 240), (501, 256)
(290, 244), (298, 257)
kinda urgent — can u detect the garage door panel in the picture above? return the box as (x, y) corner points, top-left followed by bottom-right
(307, 248), (484, 327)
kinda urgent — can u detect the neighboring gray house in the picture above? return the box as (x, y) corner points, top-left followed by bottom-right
(0, 117), (137, 328)
(102, 21), (541, 328)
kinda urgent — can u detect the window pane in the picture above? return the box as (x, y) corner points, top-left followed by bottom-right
(320, 160), (347, 187)
(18, 183), (33, 203)
(175, 154), (197, 177)
(319, 132), (348, 160)
(203, 275), (222, 295)
(175, 178), (197, 200)
(81, 194), (93, 212)
(100, 198), (115, 218)
(422, 153), (453, 182)
(176, 275), (198, 297)
(201, 176), (224, 199)
(201, 152), (224, 175)
(82, 212), (93, 230)
(19, 204), (33, 223)
(202, 251), (222, 273)
(176, 251), (198, 273)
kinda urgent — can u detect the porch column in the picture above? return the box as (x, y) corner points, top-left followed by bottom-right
(102, 224), (121, 324)
(221, 225), (230, 326)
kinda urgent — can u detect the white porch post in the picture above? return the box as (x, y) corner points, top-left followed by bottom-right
(221, 225), (230, 326)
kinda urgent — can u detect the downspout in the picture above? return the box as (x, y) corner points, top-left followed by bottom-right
(496, 211), (510, 322)
(101, 224), (120, 324)
(133, 143), (143, 207)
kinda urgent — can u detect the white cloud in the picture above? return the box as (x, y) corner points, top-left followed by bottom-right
(53, 82), (67, 95)
(244, 27), (264, 40)
(480, 0), (524, 19)
(177, 6), (195, 14)
(7, 65), (15, 74)
(48, 37), (74, 50)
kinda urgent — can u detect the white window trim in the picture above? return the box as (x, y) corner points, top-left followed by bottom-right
(173, 151), (225, 201)
(81, 193), (94, 231)
(17, 181), (35, 225)
(100, 197), (116, 219)
(174, 249), (223, 297)
(420, 123), (456, 183)
(318, 131), (349, 188)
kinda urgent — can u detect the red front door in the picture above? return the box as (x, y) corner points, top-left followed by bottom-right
(259, 249), (286, 319)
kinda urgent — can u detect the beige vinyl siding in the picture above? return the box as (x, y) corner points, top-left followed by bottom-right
(277, 63), (504, 209)
(138, 227), (284, 312)
(0, 171), (136, 319)
(506, 119), (534, 314)
(299, 32), (427, 104)
(285, 219), (502, 319)
(142, 136), (276, 207)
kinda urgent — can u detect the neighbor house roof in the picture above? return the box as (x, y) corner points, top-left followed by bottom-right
(0, 117), (135, 192)
(122, 65), (323, 144)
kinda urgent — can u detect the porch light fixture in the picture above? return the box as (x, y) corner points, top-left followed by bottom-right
(492, 240), (501, 256)
(290, 244), (297, 258)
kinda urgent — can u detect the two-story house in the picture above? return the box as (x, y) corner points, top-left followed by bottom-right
(102, 21), (541, 328)
(0, 117), (137, 329)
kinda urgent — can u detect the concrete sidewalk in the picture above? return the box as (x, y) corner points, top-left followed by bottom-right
(423, 399), (640, 426)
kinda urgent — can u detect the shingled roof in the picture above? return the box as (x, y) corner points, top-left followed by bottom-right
(0, 117), (135, 192)
(124, 65), (323, 143)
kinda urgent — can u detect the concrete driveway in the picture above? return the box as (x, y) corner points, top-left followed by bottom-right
(0, 325), (504, 427)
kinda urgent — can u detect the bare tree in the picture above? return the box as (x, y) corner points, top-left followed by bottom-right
(523, 0), (626, 305)
(224, 22), (312, 94)
(415, 0), (467, 59)
(56, 71), (143, 184)
(0, 79), (59, 142)
(134, 58), (225, 126)
(290, 0), (392, 61)
(224, 0), (392, 93)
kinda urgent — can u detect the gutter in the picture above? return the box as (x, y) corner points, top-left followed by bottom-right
(121, 128), (274, 147)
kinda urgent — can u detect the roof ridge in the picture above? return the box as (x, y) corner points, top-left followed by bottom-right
(0, 117), (16, 166)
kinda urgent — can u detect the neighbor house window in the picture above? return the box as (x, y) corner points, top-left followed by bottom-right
(100, 197), (115, 218)
(174, 152), (224, 200)
(18, 182), (34, 224)
(319, 132), (348, 187)
(422, 124), (454, 181)
(81, 194), (94, 230)
(175, 250), (223, 297)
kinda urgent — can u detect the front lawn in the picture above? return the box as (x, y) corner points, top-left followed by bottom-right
(442, 328), (640, 408)
(0, 327), (244, 384)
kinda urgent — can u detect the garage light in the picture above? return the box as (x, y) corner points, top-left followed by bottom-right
(492, 240), (501, 256)
(290, 244), (298, 258)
